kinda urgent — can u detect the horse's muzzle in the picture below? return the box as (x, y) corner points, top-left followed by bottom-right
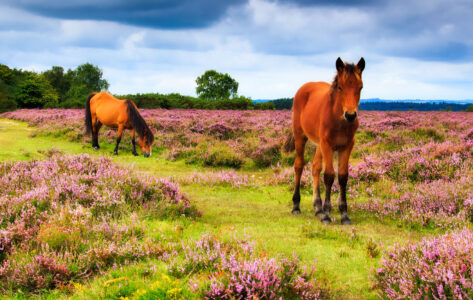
(143, 152), (150, 158)
(344, 111), (357, 123)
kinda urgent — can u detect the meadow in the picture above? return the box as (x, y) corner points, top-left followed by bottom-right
(0, 108), (472, 299)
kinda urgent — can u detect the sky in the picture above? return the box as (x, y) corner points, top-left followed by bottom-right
(1, 0), (473, 100)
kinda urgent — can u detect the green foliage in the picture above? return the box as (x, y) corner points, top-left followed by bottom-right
(0, 63), (109, 109)
(466, 104), (473, 112)
(0, 95), (17, 113)
(41, 66), (73, 103)
(254, 101), (275, 110)
(196, 70), (238, 100)
(16, 73), (59, 108)
(272, 98), (293, 110)
(63, 63), (109, 107)
(119, 92), (255, 110)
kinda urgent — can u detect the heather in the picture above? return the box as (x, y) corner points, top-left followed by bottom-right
(2, 109), (473, 298)
(0, 149), (198, 293)
(3, 109), (473, 229)
(374, 229), (473, 299)
(169, 233), (324, 299)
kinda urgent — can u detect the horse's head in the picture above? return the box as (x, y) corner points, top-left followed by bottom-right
(137, 130), (155, 158)
(335, 57), (365, 123)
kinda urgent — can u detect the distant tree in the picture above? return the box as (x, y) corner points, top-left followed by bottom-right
(0, 79), (16, 112)
(466, 104), (473, 112)
(41, 66), (73, 103)
(254, 101), (275, 110)
(64, 63), (109, 108)
(196, 70), (238, 100)
(16, 73), (58, 108)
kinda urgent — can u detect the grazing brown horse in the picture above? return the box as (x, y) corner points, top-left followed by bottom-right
(285, 57), (365, 225)
(85, 92), (154, 157)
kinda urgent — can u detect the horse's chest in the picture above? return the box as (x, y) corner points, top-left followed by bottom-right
(329, 127), (356, 150)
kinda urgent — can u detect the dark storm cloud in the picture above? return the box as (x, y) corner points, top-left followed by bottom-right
(4, 0), (247, 29)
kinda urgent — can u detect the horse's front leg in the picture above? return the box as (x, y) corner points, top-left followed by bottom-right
(338, 140), (355, 225)
(130, 129), (138, 156)
(292, 136), (307, 214)
(320, 141), (335, 224)
(113, 125), (124, 155)
(312, 148), (324, 219)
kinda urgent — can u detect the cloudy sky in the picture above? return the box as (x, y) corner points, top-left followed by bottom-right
(1, 0), (472, 100)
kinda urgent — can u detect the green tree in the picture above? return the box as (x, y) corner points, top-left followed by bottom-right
(196, 70), (238, 100)
(64, 63), (109, 108)
(41, 66), (73, 103)
(16, 73), (58, 108)
(466, 104), (473, 112)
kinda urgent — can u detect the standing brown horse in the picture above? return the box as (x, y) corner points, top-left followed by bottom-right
(285, 57), (365, 225)
(85, 92), (154, 157)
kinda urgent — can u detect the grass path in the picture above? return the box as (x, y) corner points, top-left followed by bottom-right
(0, 118), (433, 299)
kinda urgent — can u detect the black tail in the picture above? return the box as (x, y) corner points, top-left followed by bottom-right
(126, 99), (154, 144)
(283, 130), (295, 153)
(85, 93), (96, 135)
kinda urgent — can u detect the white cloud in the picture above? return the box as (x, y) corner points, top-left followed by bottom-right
(1, 0), (472, 100)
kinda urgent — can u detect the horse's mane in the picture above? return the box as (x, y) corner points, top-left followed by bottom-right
(125, 99), (154, 144)
(330, 63), (357, 97)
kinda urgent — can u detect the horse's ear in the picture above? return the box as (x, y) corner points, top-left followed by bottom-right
(336, 57), (345, 73)
(357, 57), (365, 73)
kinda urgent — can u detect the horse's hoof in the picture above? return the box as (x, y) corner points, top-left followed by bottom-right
(321, 216), (331, 225)
(292, 208), (301, 215)
(341, 216), (352, 225)
(315, 211), (325, 220)
(132, 152), (138, 156)
(113, 151), (118, 156)
(93, 146), (99, 151)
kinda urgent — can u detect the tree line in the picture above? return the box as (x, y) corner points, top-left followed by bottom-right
(268, 97), (473, 112)
(0, 63), (109, 112)
(0, 64), (274, 112)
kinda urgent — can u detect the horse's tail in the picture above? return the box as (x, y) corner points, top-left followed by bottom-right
(85, 92), (96, 135)
(283, 130), (295, 153)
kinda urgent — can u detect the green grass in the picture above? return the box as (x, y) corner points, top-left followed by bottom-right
(0, 119), (437, 299)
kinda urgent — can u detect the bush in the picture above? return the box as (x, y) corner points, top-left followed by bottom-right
(202, 147), (245, 168)
(374, 229), (473, 299)
(254, 101), (276, 110)
(0, 96), (16, 113)
(0, 151), (198, 293)
(169, 233), (324, 299)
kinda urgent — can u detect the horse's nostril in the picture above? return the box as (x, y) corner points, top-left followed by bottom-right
(344, 112), (357, 122)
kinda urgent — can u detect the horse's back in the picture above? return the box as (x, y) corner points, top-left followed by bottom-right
(90, 92), (128, 127)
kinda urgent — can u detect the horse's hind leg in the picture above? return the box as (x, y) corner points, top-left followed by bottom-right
(130, 129), (138, 156)
(92, 118), (102, 150)
(113, 125), (124, 155)
(312, 148), (324, 219)
(320, 141), (335, 224)
(292, 135), (307, 214)
(338, 140), (355, 225)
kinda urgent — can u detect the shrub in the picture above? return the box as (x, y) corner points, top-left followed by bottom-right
(202, 147), (245, 168)
(374, 229), (473, 299)
(169, 233), (324, 299)
(0, 151), (198, 293)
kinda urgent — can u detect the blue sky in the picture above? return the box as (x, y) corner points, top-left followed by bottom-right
(1, 0), (472, 100)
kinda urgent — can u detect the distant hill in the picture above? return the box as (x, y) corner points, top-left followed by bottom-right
(254, 98), (473, 111)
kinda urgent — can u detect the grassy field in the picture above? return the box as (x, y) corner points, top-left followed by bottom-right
(0, 118), (445, 300)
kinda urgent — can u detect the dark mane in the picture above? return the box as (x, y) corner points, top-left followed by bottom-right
(330, 63), (357, 97)
(125, 99), (154, 145)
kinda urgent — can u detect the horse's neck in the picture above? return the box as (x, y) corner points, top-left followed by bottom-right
(329, 92), (344, 120)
